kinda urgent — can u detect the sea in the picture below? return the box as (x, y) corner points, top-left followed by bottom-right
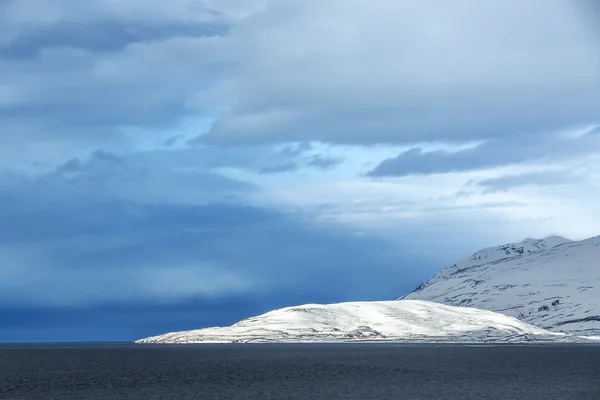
(0, 343), (599, 399)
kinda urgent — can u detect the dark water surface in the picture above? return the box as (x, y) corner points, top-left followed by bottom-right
(1, 343), (599, 399)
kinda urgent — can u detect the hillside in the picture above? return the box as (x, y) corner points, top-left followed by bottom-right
(136, 299), (574, 344)
(399, 236), (600, 336)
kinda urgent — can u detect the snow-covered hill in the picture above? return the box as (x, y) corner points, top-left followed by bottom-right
(399, 236), (600, 336)
(136, 300), (577, 344)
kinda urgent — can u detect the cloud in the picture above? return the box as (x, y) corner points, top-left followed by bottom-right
(0, 147), (436, 309)
(202, 0), (600, 145)
(258, 163), (298, 174)
(367, 128), (600, 177)
(256, 147), (345, 174)
(0, 36), (228, 130)
(473, 171), (580, 193)
(0, 19), (227, 59)
(0, 0), (258, 51)
(163, 135), (183, 147)
(306, 154), (345, 170)
(0, 180), (424, 307)
(56, 150), (127, 176)
(38, 149), (253, 204)
(181, 141), (345, 175)
(0, 0), (255, 165)
(3, 0), (598, 160)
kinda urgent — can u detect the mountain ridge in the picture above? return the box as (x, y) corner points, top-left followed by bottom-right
(399, 235), (600, 336)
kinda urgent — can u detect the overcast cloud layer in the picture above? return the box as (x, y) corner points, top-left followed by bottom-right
(206, 0), (600, 145)
(0, 0), (599, 341)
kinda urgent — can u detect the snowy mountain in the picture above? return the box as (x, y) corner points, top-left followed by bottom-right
(136, 300), (577, 344)
(399, 235), (600, 336)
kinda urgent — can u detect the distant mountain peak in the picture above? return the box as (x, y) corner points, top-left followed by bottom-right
(454, 235), (569, 267)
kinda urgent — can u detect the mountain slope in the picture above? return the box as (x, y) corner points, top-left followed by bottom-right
(136, 299), (574, 344)
(399, 236), (600, 336)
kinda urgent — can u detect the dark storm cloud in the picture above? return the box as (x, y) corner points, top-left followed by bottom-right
(0, 176), (429, 308)
(0, 146), (441, 310)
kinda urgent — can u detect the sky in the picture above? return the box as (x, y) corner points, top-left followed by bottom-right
(0, 0), (599, 342)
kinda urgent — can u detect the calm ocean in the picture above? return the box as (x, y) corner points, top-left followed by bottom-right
(1, 343), (598, 399)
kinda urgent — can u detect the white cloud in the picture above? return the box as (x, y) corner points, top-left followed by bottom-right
(226, 145), (600, 243)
